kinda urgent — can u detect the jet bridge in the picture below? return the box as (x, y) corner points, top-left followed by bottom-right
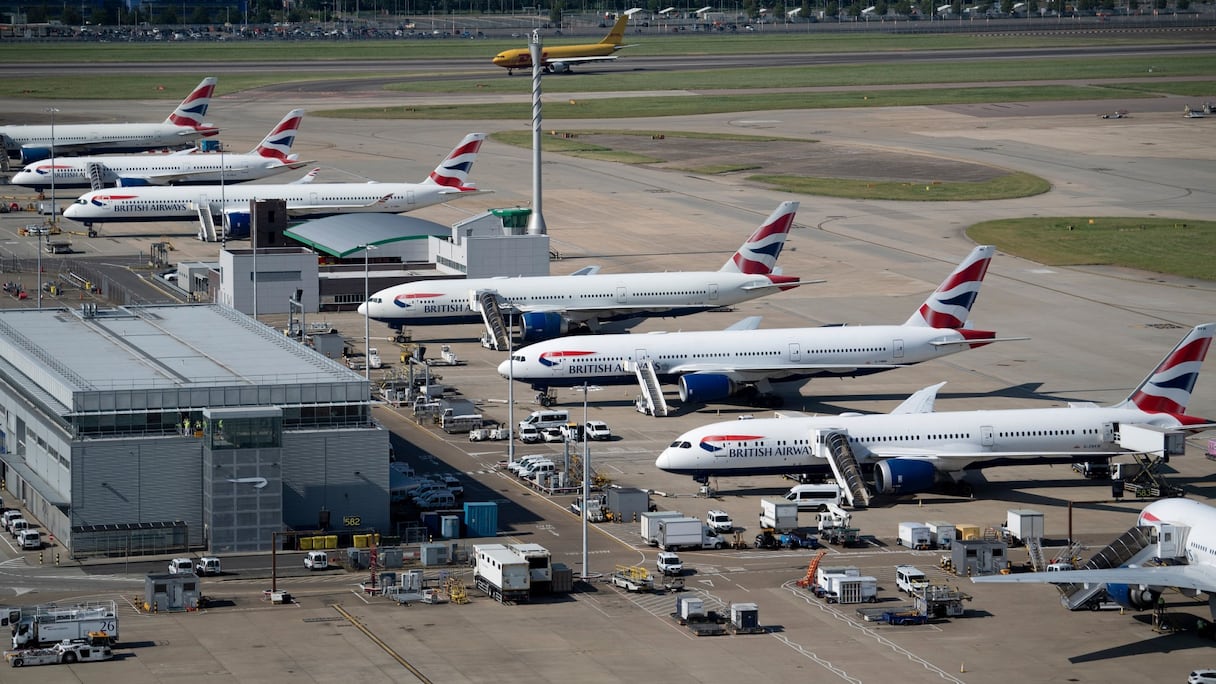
(813, 429), (870, 508)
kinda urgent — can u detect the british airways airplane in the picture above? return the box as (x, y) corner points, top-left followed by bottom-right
(0, 77), (219, 163)
(358, 201), (807, 343)
(655, 323), (1214, 491)
(11, 109), (310, 191)
(974, 498), (1216, 621)
(497, 245), (1021, 407)
(61, 132), (486, 238)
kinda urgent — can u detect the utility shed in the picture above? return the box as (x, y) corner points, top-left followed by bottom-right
(0, 304), (388, 556)
(144, 572), (202, 612)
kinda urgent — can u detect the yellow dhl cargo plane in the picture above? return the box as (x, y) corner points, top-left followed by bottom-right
(492, 11), (637, 75)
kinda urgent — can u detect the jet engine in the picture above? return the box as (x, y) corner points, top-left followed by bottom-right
(873, 459), (938, 495)
(520, 312), (569, 342)
(1105, 583), (1160, 611)
(222, 211), (252, 239)
(20, 146), (52, 164)
(116, 177), (153, 187)
(678, 374), (741, 403)
(547, 62), (573, 74)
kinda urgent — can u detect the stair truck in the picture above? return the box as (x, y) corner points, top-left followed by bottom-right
(474, 544), (531, 603)
(10, 601), (119, 649)
(5, 632), (114, 667)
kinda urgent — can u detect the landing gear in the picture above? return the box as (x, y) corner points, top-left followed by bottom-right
(535, 390), (556, 407)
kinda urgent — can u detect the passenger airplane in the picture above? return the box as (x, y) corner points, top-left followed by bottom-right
(359, 201), (807, 343)
(0, 77), (219, 163)
(11, 109), (310, 192)
(492, 11), (637, 74)
(973, 498), (1216, 620)
(655, 323), (1215, 490)
(62, 132), (486, 238)
(497, 245), (1021, 407)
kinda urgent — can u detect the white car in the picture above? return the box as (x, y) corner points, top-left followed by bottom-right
(585, 420), (612, 441)
(1189, 671), (1216, 684)
(541, 427), (565, 443)
(518, 425), (542, 444)
(706, 510), (733, 533)
(168, 557), (194, 574)
(656, 551), (683, 576)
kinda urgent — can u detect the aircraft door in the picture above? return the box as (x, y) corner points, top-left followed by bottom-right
(198, 193), (211, 214)
(406, 190), (416, 206)
(893, 338), (905, 359)
(1103, 422), (1115, 445)
(635, 348), (652, 370)
(709, 284), (718, 301)
(980, 425), (994, 448)
(616, 285), (627, 304)
(788, 343), (800, 362)
(309, 192), (319, 207)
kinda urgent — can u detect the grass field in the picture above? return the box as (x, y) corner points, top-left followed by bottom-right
(968, 218), (1216, 281)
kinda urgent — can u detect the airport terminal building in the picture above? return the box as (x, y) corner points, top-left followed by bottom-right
(0, 304), (388, 556)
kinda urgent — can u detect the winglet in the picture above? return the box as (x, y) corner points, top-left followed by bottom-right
(890, 382), (947, 415)
(423, 132), (486, 189)
(904, 245), (994, 328)
(725, 316), (763, 332)
(720, 201), (799, 274)
(291, 168), (322, 184)
(251, 109), (305, 159)
(1116, 323), (1215, 418)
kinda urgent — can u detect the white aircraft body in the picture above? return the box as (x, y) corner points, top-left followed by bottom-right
(62, 132), (486, 237)
(0, 77), (219, 163)
(498, 245), (1021, 406)
(973, 498), (1216, 620)
(655, 323), (1215, 490)
(11, 109), (310, 191)
(358, 201), (807, 343)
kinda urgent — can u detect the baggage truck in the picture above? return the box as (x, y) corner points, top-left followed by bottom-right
(640, 510), (685, 546)
(474, 544), (531, 602)
(897, 522), (932, 550)
(11, 601), (119, 649)
(826, 575), (878, 604)
(924, 521), (956, 549)
(759, 498), (798, 532)
(655, 517), (724, 551)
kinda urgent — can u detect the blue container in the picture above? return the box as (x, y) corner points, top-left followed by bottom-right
(463, 501), (498, 538)
(420, 511), (441, 538)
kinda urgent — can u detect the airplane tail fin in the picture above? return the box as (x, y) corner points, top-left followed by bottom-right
(164, 77), (219, 134)
(599, 13), (630, 45)
(421, 133), (486, 190)
(903, 245), (995, 328)
(719, 201), (799, 274)
(1116, 323), (1215, 415)
(250, 109), (305, 160)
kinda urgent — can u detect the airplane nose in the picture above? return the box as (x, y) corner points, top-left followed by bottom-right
(654, 449), (671, 471)
(356, 302), (367, 316)
(496, 358), (511, 378)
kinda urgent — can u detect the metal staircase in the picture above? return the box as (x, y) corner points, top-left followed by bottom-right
(472, 290), (510, 351)
(818, 430), (870, 508)
(194, 204), (218, 242)
(1026, 537), (1046, 572)
(633, 358), (668, 417)
(86, 161), (105, 190)
(1058, 525), (1155, 611)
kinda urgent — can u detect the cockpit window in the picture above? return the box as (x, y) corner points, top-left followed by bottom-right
(669, 441), (692, 449)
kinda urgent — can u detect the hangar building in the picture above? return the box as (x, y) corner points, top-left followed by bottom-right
(0, 303), (388, 557)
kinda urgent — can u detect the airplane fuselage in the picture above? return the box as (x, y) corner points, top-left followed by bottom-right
(655, 406), (1182, 479)
(360, 271), (794, 327)
(12, 155), (307, 191)
(500, 324), (992, 389)
(0, 123), (215, 158)
(492, 43), (617, 70)
(63, 182), (459, 223)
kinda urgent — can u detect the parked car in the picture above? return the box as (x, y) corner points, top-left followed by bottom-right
(304, 550), (329, 570)
(518, 425), (542, 443)
(168, 557), (194, 574)
(437, 473), (464, 497)
(541, 426), (565, 443)
(585, 420), (612, 441)
(415, 490), (456, 510)
(656, 551), (683, 576)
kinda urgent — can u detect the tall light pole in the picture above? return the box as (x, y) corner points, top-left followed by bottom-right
(47, 107), (59, 230)
(362, 243), (377, 383)
(507, 314), (515, 465)
(580, 382), (600, 581)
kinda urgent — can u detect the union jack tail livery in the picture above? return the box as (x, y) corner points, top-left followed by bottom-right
(422, 133), (486, 191)
(252, 109), (305, 161)
(904, 245), (995, 329)
(720, 201), (799, 275)
(1118, 322), (1215, 419)
(164, 77), (219, 136)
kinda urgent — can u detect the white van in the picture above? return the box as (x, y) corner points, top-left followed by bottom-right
(520, 459), (556, 480)
(784, 483), (844, 511)
(168, 557), (195, 574)
(17, 529), (41, 550)
(304, 550), (329, 570)
(895, 565), (929, 595)
(518, 410), (570, 432)
(8, 518), (30, 538)
(2, 510), (22, 531)
(509, 455), (549, 476)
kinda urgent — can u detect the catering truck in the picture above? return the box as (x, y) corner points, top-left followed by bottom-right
(759, 498), (798, 532)
(655, 517), (724, 551)
(5, 633), (114, 667)
(10, 601), (119, 649)
(474, 544), (531, 603)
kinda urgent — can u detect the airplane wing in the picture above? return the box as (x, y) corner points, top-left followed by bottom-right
(286, 193), (399, 215)
(665, 362), (905, 379)
(930, 336), (1030, 347)
(725, 316), (762, 332)
(972, 565), (1216, 593)
(863, 448), (1150, 472)
(740, 278), (825, 291)
(890, 382), (946, 414)
(569, 266), (601, 276)
(547, 55), (620, 66)
(132, 160), (318, 186)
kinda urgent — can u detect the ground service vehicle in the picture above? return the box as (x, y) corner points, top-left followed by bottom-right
(656, 551), (683, 576)
(17, 529), (41, 549)
(706, 510), (733, 533)
(655, 517), (724, 551)
(883, 610), (929, 626)
(585, 420), (612, 440)
(195, 557), (222, 575)
(474, 544), (531, 602)
(896, 565), (930, 595)
(518, 410), (570, 432)
(784, 483), (844, 511)
(8, 518), (29, 537)
(5, 633), (114, 667)
(11, 601), (119, 649)
(1004, 509), (1045, 546)
(168, 557), (194, 574)
(641, 511), (686, 546)
(760, 498), (798, 532)
(610, 565), (654, 592)
(518, 425), (542, 443)
(304, 550), (329, 570)
(897, 522), (932, 549)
